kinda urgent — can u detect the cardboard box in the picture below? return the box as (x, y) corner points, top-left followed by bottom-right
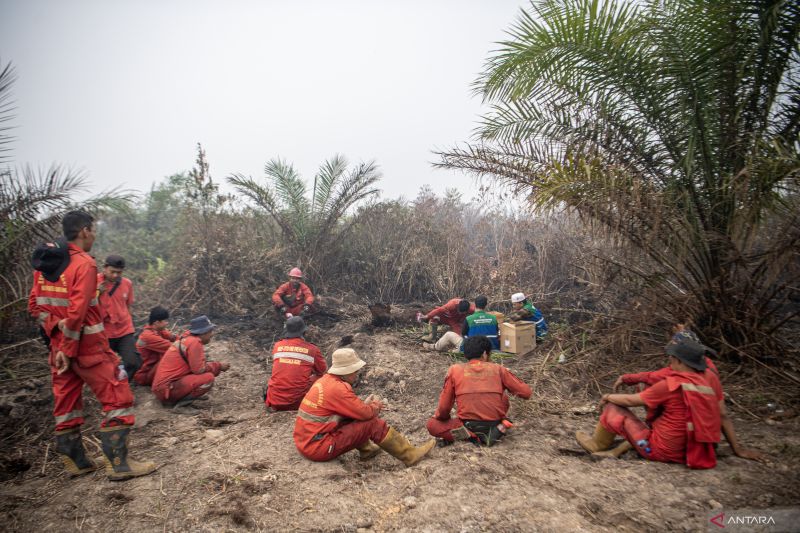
(487, 311), (505, 324)
(499, 322), (535, 354)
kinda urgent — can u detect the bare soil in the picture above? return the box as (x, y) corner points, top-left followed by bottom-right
(1, 310), (798, 532)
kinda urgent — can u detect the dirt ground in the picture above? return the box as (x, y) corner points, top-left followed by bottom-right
(1, 310), (799, 532)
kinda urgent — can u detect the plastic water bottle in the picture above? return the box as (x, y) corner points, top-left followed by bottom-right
(117, 364), (128, 381)
(496, 420), (514, 434)
(636, 439), (651, 454)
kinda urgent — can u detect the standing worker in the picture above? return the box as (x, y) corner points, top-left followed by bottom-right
(98, 255), (140, 379)
(293, 348), (435, 466)
(29, 210), (155, 480)
(265, 316), (327, 411)
(419, 298), (474, 342)
(272, 267), (315, 319)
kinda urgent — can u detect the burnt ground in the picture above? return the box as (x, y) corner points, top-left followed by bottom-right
(0, 308), (799, 532)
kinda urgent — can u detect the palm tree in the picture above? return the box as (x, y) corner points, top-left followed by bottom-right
(0, 60), (133, 341)
(438, 0), (800, 361)
(228, 155), (381, 274)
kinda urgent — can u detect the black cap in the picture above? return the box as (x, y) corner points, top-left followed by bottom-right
(31, 238), (70, 282)
(283, 316), (307, 339)
(665, 339), (709, 371)
(104, 254), (125, 269)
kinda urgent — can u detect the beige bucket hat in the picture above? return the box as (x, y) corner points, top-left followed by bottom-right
(328, 348), (366, 375)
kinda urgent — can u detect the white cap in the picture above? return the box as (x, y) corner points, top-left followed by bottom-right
(511, 292), (526, 303)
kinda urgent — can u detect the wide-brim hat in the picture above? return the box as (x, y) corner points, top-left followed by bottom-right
(189, 315), (216, 335)
(328, 348), (366, 376)
(665, 338), (708, 371)
(283, 316), (307, 338)
(31, 237), (70, 282)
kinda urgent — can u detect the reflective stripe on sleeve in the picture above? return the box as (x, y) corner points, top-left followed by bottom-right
(36, 296), (69, 307)
(83, 323), (104, 335)
(297, 409), (342, 424)
(273, 351), (315, 364)
(54, 410), (84, 424)
(62, 327), (81, 340)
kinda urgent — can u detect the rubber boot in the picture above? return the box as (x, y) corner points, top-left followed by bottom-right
(378, 427), (435, 467)
(99, 425), (157, 481)
(54, 428), (99, 476)
(356, 441), (383, 461)
(421, 323), (439, 343)
(575, 422), (616, 453)
(592, 440), (633, 459)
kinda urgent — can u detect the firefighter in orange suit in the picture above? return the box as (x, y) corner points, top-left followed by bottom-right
(293, 348), (435, 466)
(265, 316), (326, 411)
(426, 336), (531, 446)
(28, 210), (155, 481)
(272, 267), (315, 318)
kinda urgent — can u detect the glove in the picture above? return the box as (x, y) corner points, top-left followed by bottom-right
(285, 312), (293, 319)
(117, 364), (128, 381)
(302, 304), (310, 314)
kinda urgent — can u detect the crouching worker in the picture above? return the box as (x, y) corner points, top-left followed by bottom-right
(132, 306), (176, 386)
(509, 292), (548, 340)
(426, 336), (531, 446)
(152, 316), (230, 408)
(265, 317), (327, 411)
(272, 267), (315, 319)
(576, 339), (722, 468)
(422, 295), (498, 353)
(419, 298), (474, 343)
(293, 348), (435, 466)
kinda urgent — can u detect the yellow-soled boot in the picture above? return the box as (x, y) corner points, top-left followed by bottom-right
(378, 427), (435, 467)
(356, 441), (383, 461)
(99, 425), (157, 481)
(54, 428), (100, 476)
(592, 440), (633, 459)
(575, 422), (616, 453)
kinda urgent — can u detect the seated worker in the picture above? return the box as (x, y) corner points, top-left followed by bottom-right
(575, 339), (722, 468)
(419, 298), (474, 342)
(152, 315), (230, 408)
(272, 267), (315, 319)
(293, 348), (435, 466)
(612, 325), (764, 462)
(509, 292), (548, 340)
(422, 295), (498, 353)
(98, 254), (141, 378)
(426, 336), (531, 446)
(265, 317), (327, 411)
(132, 306), (176, 386)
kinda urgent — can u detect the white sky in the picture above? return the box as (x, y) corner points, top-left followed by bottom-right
(0, 0), (526, 202)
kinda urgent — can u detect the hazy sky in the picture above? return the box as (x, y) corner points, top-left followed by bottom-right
(0, 0), (526, 202)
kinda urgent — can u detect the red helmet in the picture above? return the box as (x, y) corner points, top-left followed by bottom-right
(288, 267), (303, 278)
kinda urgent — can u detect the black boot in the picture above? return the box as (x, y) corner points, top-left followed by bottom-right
(54, 428), (98, 476)
(99, 425), (156, 481)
